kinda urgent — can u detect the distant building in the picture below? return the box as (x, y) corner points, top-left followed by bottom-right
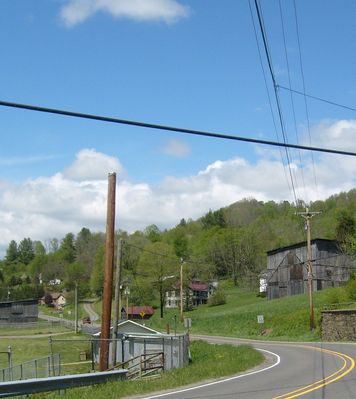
(121, 306), (155, 320)
(165, 281), (217, 309)
(92, 320), (189, 370)
(0, 299), (38, 323)
(40, 293), (66, 309)
(266, 239), (355, 300)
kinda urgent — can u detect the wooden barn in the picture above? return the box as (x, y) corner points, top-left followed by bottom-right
(0, 299), (38, 323)
(266, 239), (355, 300)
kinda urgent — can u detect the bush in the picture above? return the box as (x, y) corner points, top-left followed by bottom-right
(346, 279), (356, 301)
(208, 289), (226, 307)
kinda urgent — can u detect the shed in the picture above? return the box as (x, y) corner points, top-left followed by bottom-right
(0, 299), (38, 324)
(121, 306), (155, 320)
(92, 320), (189, 370)
(266, 239), (355, 299)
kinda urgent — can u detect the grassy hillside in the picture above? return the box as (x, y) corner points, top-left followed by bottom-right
(146, 283), (354, 341)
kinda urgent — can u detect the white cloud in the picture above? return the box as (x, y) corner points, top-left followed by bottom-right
(0, 119), (355, 257)
(60, 0), (190, 27)
(63, 148), (122, 180)
(160, 139), (191, 157)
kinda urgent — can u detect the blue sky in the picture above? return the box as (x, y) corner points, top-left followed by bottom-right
(0, 0), (355, 255)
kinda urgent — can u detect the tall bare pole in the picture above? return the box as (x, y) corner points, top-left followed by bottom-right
(99, 172), (116, 371)
(111, 238), (122, 365)
(180, 258), (184, 322)
(297, 207), (321, 331)
(74, 282), (78, 334)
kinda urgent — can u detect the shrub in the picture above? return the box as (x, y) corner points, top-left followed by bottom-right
(345, 279), (356, 301)
(208, 289), (226, 307)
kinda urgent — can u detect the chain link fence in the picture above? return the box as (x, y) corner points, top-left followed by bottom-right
(0, 353), (60, 382)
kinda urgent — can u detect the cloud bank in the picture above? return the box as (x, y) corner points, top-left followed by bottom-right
(60, 0), (190, 27)
(0, 121), (355, 256)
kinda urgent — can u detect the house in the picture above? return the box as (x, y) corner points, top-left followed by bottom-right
(266, 239), (355, 300)
(121, 306), (155, 320)
(165, 281), (217, 309)
(40, 293), (66, 309)
(0, 299), (38, 324)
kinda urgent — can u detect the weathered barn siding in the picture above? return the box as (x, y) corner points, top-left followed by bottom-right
(267, 239), (354, 300)
(0, 299), (38, 323)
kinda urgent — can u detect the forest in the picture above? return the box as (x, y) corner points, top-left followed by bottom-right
(0, 189), (355, 305)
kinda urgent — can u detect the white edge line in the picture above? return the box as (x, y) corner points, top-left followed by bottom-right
(141, 348), (281, 399)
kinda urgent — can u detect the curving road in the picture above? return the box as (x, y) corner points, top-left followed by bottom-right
(136, 335), (356, 399)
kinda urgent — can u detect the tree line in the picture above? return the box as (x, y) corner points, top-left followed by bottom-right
(0, 189), (355, 305)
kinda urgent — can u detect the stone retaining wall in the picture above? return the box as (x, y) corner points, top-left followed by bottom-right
(321, 309), (356, 341)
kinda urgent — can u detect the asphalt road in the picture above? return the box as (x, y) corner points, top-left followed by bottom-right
(136, 335), (356, 399)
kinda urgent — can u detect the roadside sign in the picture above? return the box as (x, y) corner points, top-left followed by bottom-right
(184, 318), (192, 328)
(257, 315), (264, 324)
(139, 311), (146, 319)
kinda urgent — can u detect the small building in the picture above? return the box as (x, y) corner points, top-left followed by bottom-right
(0, 299), (38, 324)
(121, 306), (155, 321)
(266, 239), (355, 300)
(92, 320), (189, 370)
(165, 281), (217, 309)
(40, 293), (66, 309)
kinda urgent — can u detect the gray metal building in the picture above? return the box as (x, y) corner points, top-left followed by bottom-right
(0, 299), (38, 323)
(266, 239), (354, 300)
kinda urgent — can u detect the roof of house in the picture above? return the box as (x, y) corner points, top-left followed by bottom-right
(93, 319), (162, 336)
(51, 293), (65, 300)
(267, 239), (339, 256)
(189, 282), (209, 291)
(121, 306), (155, 316)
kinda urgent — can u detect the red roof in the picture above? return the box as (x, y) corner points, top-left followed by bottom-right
(123, 306), (155, 316)
(189, 282), (209, 291)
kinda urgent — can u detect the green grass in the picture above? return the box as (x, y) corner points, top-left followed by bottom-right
(0, 332), (92, 374)
(145, 285), (346, 341)
(35, 340), (264, 399)
(40, 303), (87, 321)
(0, 321), (69, 337)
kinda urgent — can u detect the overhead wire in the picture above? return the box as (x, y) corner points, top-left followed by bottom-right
(0, 99), (354, 156)
(292, 0), (319, 198)
(253, 0), (299, 205)
(278, 0), (308, 203)
(247, 0), (293, 197)
(277, 84), (356, 113)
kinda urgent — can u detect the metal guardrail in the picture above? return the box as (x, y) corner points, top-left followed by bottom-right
(0, 370), (127, 397)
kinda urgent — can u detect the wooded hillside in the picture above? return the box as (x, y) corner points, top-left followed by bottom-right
(0, 189), (355, 303)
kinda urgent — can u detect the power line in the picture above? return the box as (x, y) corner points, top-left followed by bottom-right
(0, 99), (355, 157)
(254, 0), (299, 205)
(278, 0), (308, 202)
(248, 0), (292, 196)
(277, 84), (356, 113)
(292, 0), (319, 197)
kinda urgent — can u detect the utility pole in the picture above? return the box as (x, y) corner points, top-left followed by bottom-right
(180, 258), (184, 322)
(74, 282), (78, 334)
(99, 172), (116, 371)
(111, 238), (123, 366)
(297, 207), (321, 330)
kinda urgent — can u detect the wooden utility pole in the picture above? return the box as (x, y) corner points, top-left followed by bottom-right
(180, 258), (184, 322)
(111, 238), (123, 366)
(99, 172), (116, 371)
(297, 207), (321, 331)
(74, 282), (78, 334)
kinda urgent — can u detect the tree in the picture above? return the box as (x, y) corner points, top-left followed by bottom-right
(33, 241), (46, 257)
(144, 225), (161, 243)
(6, 240), (18, 262)
(59, 233), (76, 263)
(64, 262), (87, 290)
(336, 210), (356, 254)
(18, 238), (35, 265)
(201, 209), (226, 229)
(137, 242), (179, 318)
(90, 245), (105, 296)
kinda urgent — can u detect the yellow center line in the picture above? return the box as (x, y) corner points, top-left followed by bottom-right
(272, 346), (355, 399)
